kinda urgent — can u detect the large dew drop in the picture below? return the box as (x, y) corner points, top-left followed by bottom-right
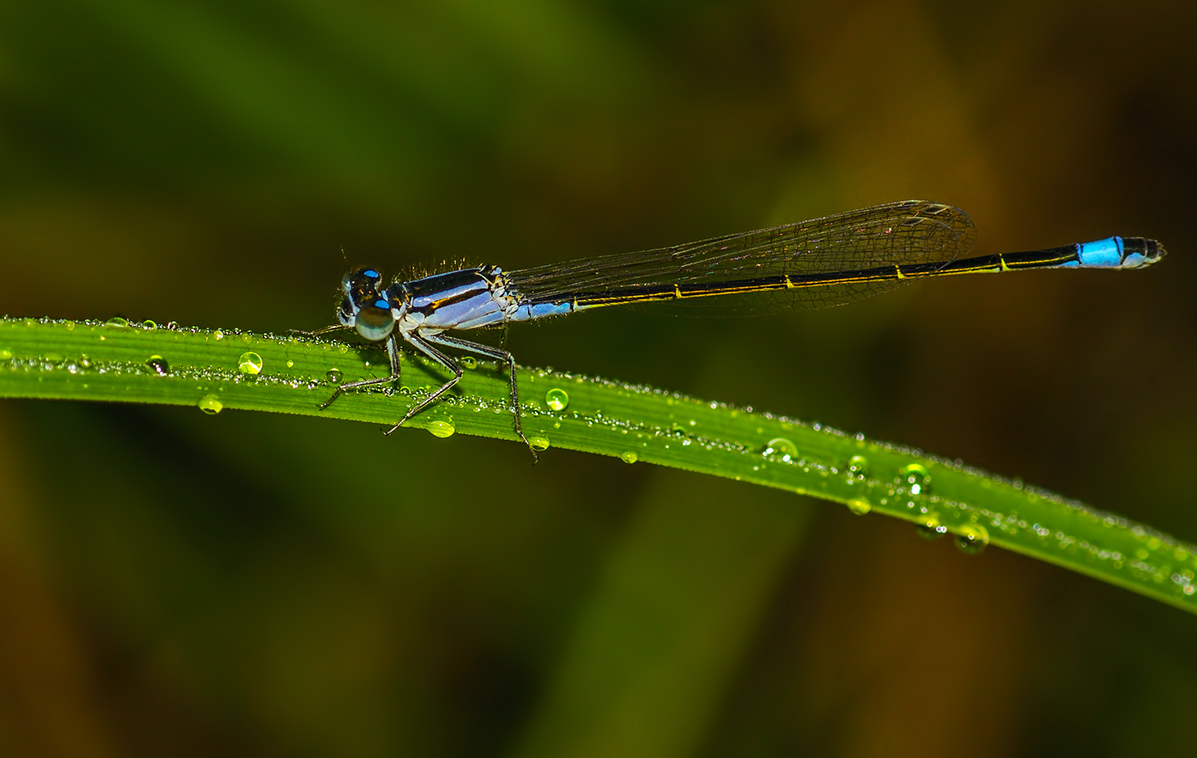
(237, 352), (263, 375)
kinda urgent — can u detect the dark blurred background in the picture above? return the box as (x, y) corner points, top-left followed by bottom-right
(1, 1), (1195, 756)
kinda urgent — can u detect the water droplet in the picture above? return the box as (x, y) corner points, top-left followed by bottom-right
(237, 351), (263, 375)
(917, 524), (948, 541)
(763, 437), (798, 461)
(545, 388), (570, 411)
(899, 463), (931, 495)
(326, 368), (344, 385)
(425, 419), (456, 438)
(916, 513), (947, 540)
(142, 319), (157, 330)
(64, 322), (75, 332)
(529, 436), (551, 452)
(846, 498), (872, 516)
(197, 394), (223, 415)
(846, 455), (870, 480)
(213, 330), (225, 340)
(619, 450), (639, 464)
(44, 352), (64, 362)
(104, 316), (129, 328)
(145, 355), (170, 375)
(460, 356), (478, 370)
(955, 524), (990, 555)
(0, 349), (11, 360)
(286, 360), (295, 368)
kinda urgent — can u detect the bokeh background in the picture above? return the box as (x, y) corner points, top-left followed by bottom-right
(1, 1), (1195, 756)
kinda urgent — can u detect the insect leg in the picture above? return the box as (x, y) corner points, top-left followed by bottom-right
(423, 332), (534, 458)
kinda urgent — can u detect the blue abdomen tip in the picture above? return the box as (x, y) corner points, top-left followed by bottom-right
(1077, 237), (1124, 267)
(1076, 236), (1165, 269)
(1119, 237), (1166, 268)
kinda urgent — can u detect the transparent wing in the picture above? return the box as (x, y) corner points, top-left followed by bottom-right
(507, 200), (977, 315)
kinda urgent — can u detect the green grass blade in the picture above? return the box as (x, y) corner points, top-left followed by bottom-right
(2, 315), (1194, 613)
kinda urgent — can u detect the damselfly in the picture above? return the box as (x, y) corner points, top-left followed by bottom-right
(309, 200), (1164, 457)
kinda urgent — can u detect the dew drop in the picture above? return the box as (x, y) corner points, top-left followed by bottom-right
(425, 419), (456, 438)
(899, 463), (931, 495)
(0, 349), (11, 360)
(64, 322), (75, 331)
(545, 388), (570, 411)
(917, 524), (948, 541)
(955, 524), (990, 555)
(529, 436), (551, 452)
(763, 437), (798, 461)
(619, 450), (639, 464)
(846, 455), (870, 480)
(237, 351), (263, 375)
(104, 316), (129, 328)
(460, 356), (478, 370)
(286, 360), (295, 368)
(846, 498), (872, 516)
(145, 355), (170, 376)
(213, 330), (225, 341)
(142, 320), (158, 330)
(326, 368), (344, 385)
(198, 394), (223, 415)
(916, 513), (947, 541)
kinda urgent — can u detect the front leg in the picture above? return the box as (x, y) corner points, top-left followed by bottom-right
(289, 324), (351, 338)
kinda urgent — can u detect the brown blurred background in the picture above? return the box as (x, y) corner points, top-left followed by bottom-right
(1, 1), (1194, 756)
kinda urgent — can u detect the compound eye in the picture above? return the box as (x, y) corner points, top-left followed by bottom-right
(343, 267), (383, 293)
(354, 299), (394, 341)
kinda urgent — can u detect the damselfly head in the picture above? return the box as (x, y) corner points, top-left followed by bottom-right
(338, 267), (395, 341)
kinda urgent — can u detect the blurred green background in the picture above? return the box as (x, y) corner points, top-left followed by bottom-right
(1, 1), (1195, 756)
